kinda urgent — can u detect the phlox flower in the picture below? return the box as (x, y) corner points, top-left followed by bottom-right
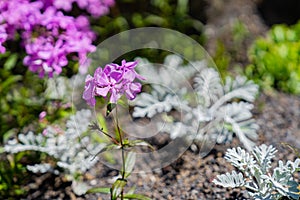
(0, 0), (114, 78)
(22, 6), (96, 77)
(50, 0), (115, 17)
(0, 24), (7, 53)
(83, 60), (144, 106)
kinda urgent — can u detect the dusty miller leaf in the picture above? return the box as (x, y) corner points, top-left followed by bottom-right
(220, 102), (259, 151)
(252, 144), (277, 174)
(212, 171), (245, 188)
(132, 54), (259, 151)
(225, 146), (257, 172)
(215, 145), (300, 199)
(4, 109), (103, 179)
(194, 67), (223, 107)
(223, 75), (259, 103)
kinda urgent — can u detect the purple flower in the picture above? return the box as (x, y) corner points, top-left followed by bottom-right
(83, 60), (144, 106)
(39, 111), (47, 120)
(51, 0), (115, 17)
(76, 0), (115, 17)
(123, 82), (142, 100)
(23, 36), (68, 78)
(42, 129), (48, 136)
(83, 74), (97, 106)
(52, 0), (74, 11)
(0, 24), (7, 53)
(21, 6), (96, 77)
(0, 0), (112, 78)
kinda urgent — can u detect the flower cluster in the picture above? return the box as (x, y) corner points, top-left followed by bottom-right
(0, 0), (114, 78)
(83, 60), (144, 106)
(49, 0), (115, 17)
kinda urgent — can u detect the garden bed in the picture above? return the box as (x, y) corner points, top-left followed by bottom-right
(23, 91), (300, 200)
(1, 0), (300, 199)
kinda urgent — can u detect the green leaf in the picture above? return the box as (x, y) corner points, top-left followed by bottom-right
(97, 113), (108, 133)
(287, 180), (300, 200)
(126, 186), (136, 195)
(111, 179), (127, 200)
(123, 193), (152, 200)
(124, 152), (136, 178)
(103, 143), (121, 152)
(87, 187), (110, 194)
(0, 75), (22, 93)
(145, 15), (166, 26)
(106, 103), (116, 116)
(91, 143), (121, 161)
(4, 53), (18, 70)
(123, 139), (155, 151)
(0, 147), (4, 154)
(176, 0), (188, 15)
(117, 97), (128, 108)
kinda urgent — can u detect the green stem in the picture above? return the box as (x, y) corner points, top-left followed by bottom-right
(121, 146), (125, 200)
(115, 107), (126, 200)
(90, 122), (119, 145)
(101, 129), (120, 145)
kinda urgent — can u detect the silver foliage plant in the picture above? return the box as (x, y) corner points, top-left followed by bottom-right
(132, 54), (259, 151)
(4, 109), (103, 194)
(213, 144), (300, 200)
(45, 74), (85, 105)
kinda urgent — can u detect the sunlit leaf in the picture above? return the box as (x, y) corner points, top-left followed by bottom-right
(92, 143), (121, 160)
(87, 187), (110, 194)
(124, 152), (136, 178)
(123, 139), (155, 151)
(111, 179), (127, 200)
(4, 53), (18, 70)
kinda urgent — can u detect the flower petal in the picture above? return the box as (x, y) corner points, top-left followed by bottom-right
(82, 75), (96, 106)
(95, 86), (110, 97)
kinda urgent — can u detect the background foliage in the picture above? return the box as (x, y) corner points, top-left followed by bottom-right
(246, 22), (300, 94)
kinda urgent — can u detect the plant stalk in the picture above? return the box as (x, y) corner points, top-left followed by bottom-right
(115, 107), (126, 200)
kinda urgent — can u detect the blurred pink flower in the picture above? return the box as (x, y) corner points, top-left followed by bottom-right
(42, 129), (48, 136)
(39, 111), (47, 120)
(0, 0), (114, 77)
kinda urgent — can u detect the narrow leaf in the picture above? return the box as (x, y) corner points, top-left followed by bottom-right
(124, 152), (136, 178)
(126, 186), (136, 195)
(124, 193), (152, 200)
(111, 179), (127, 200)
(4, 53), (18, 70)
(124, 140), (155, 151)
(91, 143), (121, 160)
(87, 187), (110, 194)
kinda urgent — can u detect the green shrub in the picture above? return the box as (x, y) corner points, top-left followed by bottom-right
(0, 52), (73, 144)
(0, 52), (45, 143)
(246, 23), (300, 94)
(0, 152), (28, 198)
(93, 0), (205, 44)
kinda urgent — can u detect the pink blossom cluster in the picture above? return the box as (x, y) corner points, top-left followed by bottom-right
(0, 0), (114, 78)
(83, 60), (144, 106)
(47, 0), (115, 17)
